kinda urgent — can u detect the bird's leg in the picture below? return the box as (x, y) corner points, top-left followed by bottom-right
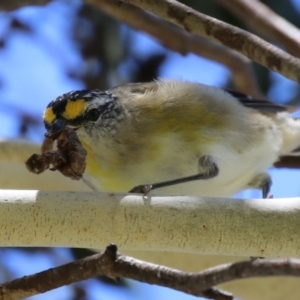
(129, 155), (218, 195)
(247, 172), (272, 199)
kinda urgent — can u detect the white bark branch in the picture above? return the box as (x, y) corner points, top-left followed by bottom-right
(0, 140), (299, 258)
(0, 189), (299, 258)
(1, 140), (300, 299)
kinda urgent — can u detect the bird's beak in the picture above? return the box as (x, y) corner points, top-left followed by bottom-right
(49, 119), (66, 134)
(46, 119), (81, 140)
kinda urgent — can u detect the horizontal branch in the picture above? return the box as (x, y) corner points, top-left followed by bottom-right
(2, 244), (300, 300)
(0, 0), (49, 11)
(0, 244), (232, 300)
(0, 189), (300, 258)
(274, 156), (300, 169)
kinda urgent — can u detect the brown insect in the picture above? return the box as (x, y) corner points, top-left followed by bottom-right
(26, 128), (87, 180)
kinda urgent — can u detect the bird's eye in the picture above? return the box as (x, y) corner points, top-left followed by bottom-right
(87, 109), (100, 122)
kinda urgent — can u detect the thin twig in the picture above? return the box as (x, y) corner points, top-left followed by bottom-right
(0, 0), (50, 10)
(215, 0), (300, 58)
(274, 156), (300, 169)
(118, 0), (300, 83)
(0, 244), (232, 300)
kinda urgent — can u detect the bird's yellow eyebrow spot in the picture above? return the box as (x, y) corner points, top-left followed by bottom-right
(43, 107), (56, 124)
(63, 99), (86, 119)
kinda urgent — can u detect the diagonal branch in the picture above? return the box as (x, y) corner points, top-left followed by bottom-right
(0, 0), (263, 96)
(85, 0), (263, 96)
(113, 0), (300, 83)
(215, 0), (300, 58)
(3, 1), (300, 90)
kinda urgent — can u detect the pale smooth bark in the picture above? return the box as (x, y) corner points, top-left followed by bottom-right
(1, 140), (300, 300)
(0, 188), (299, 258)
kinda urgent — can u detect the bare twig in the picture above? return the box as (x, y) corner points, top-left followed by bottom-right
(117, 0), (300, 83)
(274, 156), (300, 169)
(2, 244), (300, 300)
(0, 0), (50, 11)
(0, 244), (232, 300)
(215, 0), (300, 58)
(85, 0), (263, 96)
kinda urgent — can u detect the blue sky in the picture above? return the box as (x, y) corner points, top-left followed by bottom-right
(1, 1), (300, 299)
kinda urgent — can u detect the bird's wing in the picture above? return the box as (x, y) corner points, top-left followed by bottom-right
(110, 82), (159, 95)
(225, 90), (297, 113)
(110, 82), (297, 114)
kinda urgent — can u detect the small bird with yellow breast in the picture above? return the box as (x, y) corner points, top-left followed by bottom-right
(43, 79), (300, 198)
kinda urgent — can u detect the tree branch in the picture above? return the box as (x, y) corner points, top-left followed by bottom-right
(0, 0), (263, 96)
(0, 188), (300, 258)
(112, 0), (300, 83)
(0, 142), (300, 299)
(274, 156), (300, 169)
(215, 0), (300, 58)
(4, 1), (300, 87)
(0, 244), (232, 300)
(85, 0), (263, 96)
(2, 244), (300, 300)
(0, 0), (50, 11)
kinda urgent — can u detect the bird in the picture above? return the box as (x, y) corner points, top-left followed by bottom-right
(42, 79), (300, 198)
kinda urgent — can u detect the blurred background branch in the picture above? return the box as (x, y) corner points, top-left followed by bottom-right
(85, 0), (263, 96)
(0, 0), (50, 11)
(215, 0), (300, 58)
(117, 0), (300, 83)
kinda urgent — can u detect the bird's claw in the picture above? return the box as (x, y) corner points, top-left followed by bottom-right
(129, 184), (153, 196)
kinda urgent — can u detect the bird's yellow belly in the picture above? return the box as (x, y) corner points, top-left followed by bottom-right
(81, 140), (134, 192)
(80, 126), (279, 196)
